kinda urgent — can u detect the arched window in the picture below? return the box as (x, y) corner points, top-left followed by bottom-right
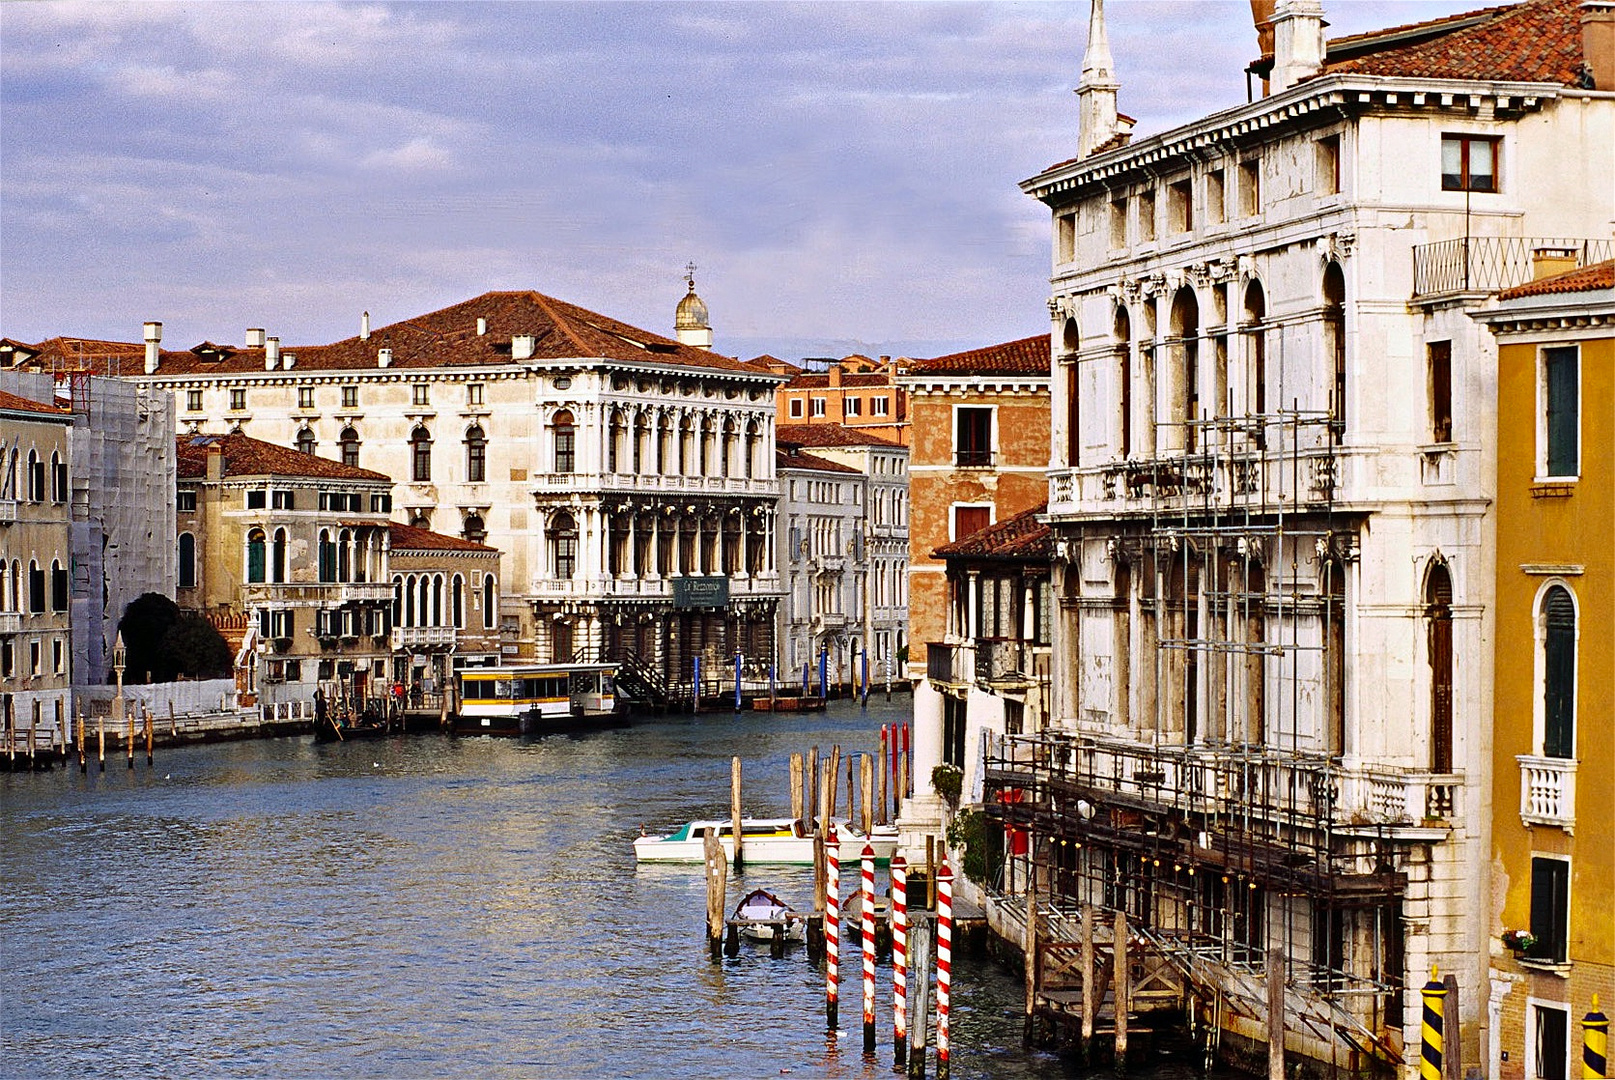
(678, 416), (694, 475)
(551, 411), (575, 474)
(463, 513), (486, 544)
(337, 528), (353, 582)
(4, 448), (16, 500)
(1242, 280), (1267, 446)
(607, 411), (624, 473)
(1062, 317), (1081, 466)
(26, 450), (44, 501)
(1114, 306), (1133, 458)
(1426, 562), (1452, 772)
(657, 414), (672, 474)
(482, 574), (496, 629)
(246, 529), (267, 584)
(409, 511), (431, 530)
(1323, 262), (1346, 442)
(745, 420), (761, 479)
(50, 559), (67, 612)
(720, 418), (737, 478)
(411, 426), (432, 482)
(178, 533), (197, 588)
(465, 425), (487, 483)
(418, 575), (432, 626)
(1169, 286), (1200, 452)
(432, 574), (444, 626)
(550, 511), (578, 578)
(1541, 585), (1576, 759)
(452, 574), (464, 628)
(339, 427), (360, 468)
(317, 529), (336, 582)
(296, 428), (316, 455)
(50, 452), (66, 503)
(272, 528), (287, 583)
(1324, 557), (1347, 758)
(391, 575), (403, 628)
(27, 560), (43, 612)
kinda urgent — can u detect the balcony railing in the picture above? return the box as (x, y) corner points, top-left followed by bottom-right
(975, 637), (1031, 684)
(390, 625), (457, 651)
(926, 641), (972, 686)
(1517, 754), (1576, 830)
(0, 612), (21, 634)
(1048, 442), (1340, 517)
(954, 450), (995, 468)
(1412, 237), (1613, 299)
(0, 499), (17, 524)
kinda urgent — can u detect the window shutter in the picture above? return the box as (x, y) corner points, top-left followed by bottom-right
(1528, 857), (1569, 962)
(1545, 347), (1578, 476)
(1543, 588), (1575, 759)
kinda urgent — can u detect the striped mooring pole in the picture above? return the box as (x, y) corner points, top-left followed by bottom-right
(937, 861), (954, 1080)
(1420, 966), (1447, 1080)
(1586, 994), (1608, 1079)
(893, 855), (909, 1067)
(862, 843), (878, 1052)
(826, 824), (840, 1030)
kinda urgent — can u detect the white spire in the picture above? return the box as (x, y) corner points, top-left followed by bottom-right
(1081, 0), (1116, 85)
(1077, 0), (1124, 159)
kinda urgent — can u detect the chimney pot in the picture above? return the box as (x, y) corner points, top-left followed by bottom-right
(265, 337), (281, 371)
(477, 317), (487, 336)
(378, 347), (392, 368)
(361, 311), (371, 341)
(245, 328), (266, 348)
(1269, 0), (1326, 93)
(282, 351), (296, 370)
(143, 321), (162, 374)
(512, 334), (536, 361)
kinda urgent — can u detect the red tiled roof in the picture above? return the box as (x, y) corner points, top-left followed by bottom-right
(783, 372), (894, 389)
(905, 335), (1050, 377)
(776, 448), (862, 474)
(175, 433), (391, 482)
(775, 424), (900, 448)
(1324, 0), (1586, 86)
(1496, 259), (1615, 299)
(15, 290), (768, 379)
(0, 388), (70, 417)
(387, 522), (498, 554)
(932, 503), (1051, 560)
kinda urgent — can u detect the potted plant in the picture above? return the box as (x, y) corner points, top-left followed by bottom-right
(931, 763), (963, 809)
(1501, 929), (1536, 954)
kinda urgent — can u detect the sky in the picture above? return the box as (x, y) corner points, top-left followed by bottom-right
(1, 0), (1488, 362)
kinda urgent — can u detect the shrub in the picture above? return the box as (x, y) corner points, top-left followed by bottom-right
(931, 763), (963, 807)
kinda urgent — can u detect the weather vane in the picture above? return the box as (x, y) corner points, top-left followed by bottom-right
(684, 261), (698, 290)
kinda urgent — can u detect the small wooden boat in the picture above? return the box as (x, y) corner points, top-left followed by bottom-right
(312, 716), (393, 743)
(731, 888), (806, 943)
(632, 817), (899, 865)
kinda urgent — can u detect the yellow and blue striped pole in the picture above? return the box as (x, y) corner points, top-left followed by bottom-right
(1420, 966), (1447, 1080)
(1584, 994), (1608, 1079)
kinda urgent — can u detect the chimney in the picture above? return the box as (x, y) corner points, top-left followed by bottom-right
(266, 336), (280, 370)
(1076, 0), (1121, 158)
(1584, 2), (1615, 90)
(512, 334), (536, 361)
(245, 328), (266, 348)
(143, 321), (162, 374)
(282, 352), (296, 371)
(1251, 0), (1277, 64)
(829, 364), (843, 388)
(1532, 246), (1579, 280)
(1270, 0), (1327, 93)
(378, 347), (392, 368)
(361, 311), (370, 340)
(477, 317), (487, 336)
(206, 442), (225, 481)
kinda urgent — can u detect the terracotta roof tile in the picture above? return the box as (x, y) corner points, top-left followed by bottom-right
(933, 503), (1051, 560)
(1496, 259), (1615, 299)
(775, 423), (900, 449)
(387, 522), (498, 554)
(905, 334), (1051, 377)
(783, 372), (894, 389)
(776, 448), (862, 474)
(1324, 0), (1587, 86)
(0, 388), (70, 417)
(175, 433), (391, 482)
(16, 290), (772, 379)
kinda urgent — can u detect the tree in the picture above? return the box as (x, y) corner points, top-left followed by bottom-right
(116, 594), (233, 682)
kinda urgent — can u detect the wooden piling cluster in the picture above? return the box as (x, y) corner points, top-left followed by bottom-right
(4, 700), (164, 774)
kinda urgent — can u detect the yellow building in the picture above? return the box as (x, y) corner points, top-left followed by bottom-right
(1474, 260), (1613, 1080)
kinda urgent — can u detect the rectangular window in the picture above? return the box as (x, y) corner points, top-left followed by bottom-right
(1138, 189), (1156, 241)
(871, 396), (889, 417)
(1528, 856), (1570, 963)
(1169, 178), (1193, 232)
(1318, 135), (1341, 195)
(53, 638), (64, 674)
(845, 397), (861, 417)
(342, 385), (358, 408)
(1206, 169), (1226, 225)
(1442, 134), (1499, 192)
(177, 490), (197, 513)
(1239, 159), (1261, 216)
(789, 398), (804, 418)
(246, 490), (267, 509)
(271, 490), (295, 510)
(186, 390), (203, 412)
(298, 387), (315, 409)
(1429, 341), (1453, 443)
(955, 407), (993, 466)
(810, 398), (826, 417)
(1543, 346), (1578, 476)
(1056, 212), (1076, 262)
(229, 389), (247, 412)
(953, 504), (991, 541)
(1533, 1004), (1570, 1080)
(371, 494), (391, 513)
(467, 383), (484, 406)
(413, 383), (430, 406)
(1109, 197), (1128, 248)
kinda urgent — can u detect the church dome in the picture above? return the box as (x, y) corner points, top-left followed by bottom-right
(675, 282), (709, 330)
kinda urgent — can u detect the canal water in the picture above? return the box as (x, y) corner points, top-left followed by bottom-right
(2, 697), (1212, 1079)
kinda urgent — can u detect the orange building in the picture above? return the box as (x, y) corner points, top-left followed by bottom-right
(768, 355), (911, 446)
(894, 334), (1050, 849)
(1474, 260), (1614, 1080)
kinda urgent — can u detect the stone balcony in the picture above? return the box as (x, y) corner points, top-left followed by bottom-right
(390, 625), (457, 651)
(534, 472), (778, 499)
(1517, 754), (1576, 832)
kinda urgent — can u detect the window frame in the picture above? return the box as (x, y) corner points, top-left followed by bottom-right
(953, 405), (995, 467)
(1539, 345), (1579, 479)
(229, 388), (247, 412)
(1536, 583), (1577, 760)
(810, 397), (826, 418)
(341, 385), (359, 409)
(788, 398), (804, 419)
(951, 503), (992, 542)
(186, 389), (203, 412)
(297, 386), (315, 410)
(1527, 999), (1571, 1080)
(1441, 133), (1500, 193)
(1526, 856), (1571, 965)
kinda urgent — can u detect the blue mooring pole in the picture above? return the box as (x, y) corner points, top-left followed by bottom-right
(734, 649), (743, 712)
(692, 655), (701, 714)
(861, 649), (870, 706)
(819, 648), (828, 700)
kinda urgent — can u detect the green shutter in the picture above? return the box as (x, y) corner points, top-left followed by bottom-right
(1544, 347), (1578, 476)
(1543, 587), (1575, 759)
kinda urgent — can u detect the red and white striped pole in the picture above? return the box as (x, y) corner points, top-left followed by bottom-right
(937, 861), (954, 1080)
(892, 854), (909, 1067)
(862, 842), (877, 1052)
(825, 824), (840, 1030)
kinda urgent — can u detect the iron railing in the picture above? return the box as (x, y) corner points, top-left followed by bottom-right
(1412, 237), (1613, 299)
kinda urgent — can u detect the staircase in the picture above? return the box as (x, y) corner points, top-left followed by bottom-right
(613, 649), (672, 711)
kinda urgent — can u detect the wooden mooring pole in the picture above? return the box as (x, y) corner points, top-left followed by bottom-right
(1267, 936), (1286, 1080)
(126, 707), (135, 769)
(76, 709), (85, 774)
(97, 712), (105, 772)
(860, 753), (874, 838)
(908, 917), (932, 1080)
(704, 831), (726, 960)
(1114, 909), (1130, 1072)
(144, 707), (153, 767)
(1081, 901), (1096, 1055)
(893, 855), (909, 1068)
(1023, 867), (1039, 1045)
(730, 756), (744, 870)
(877, 726), (889, 826)
(790, 753), (804, 828)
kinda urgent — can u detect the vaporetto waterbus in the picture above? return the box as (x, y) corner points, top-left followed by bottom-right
(454, 662), (620, 735)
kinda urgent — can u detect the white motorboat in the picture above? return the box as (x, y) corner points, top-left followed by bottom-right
(632, 817), (899, 865)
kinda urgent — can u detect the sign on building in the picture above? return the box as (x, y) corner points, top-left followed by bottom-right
(673, 575), (729, 610)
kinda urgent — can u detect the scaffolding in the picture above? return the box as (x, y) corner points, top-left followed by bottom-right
(985, 395), (1432, 1071)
